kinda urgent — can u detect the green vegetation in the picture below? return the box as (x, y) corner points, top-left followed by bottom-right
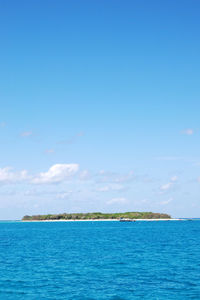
(22, 211), (171, 221)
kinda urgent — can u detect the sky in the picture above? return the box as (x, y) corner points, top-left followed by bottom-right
(0, 0), (200, 219)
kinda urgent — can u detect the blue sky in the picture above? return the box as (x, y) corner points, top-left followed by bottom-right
(0, 0), (200, 219)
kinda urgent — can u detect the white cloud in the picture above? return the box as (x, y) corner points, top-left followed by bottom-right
(107, 197), (128, 205)
(79, 170), (90, 180)
(198, 177), (200, 183)
(56, 191), (73, 199)
(97, 170), (134, 184)
(97, 186), (110, 192)
(0, 167), (28, 184)
(182, 129), (194, 135)
(160, 197), (173, 205)
(114, 172), (134, 183)
(32, 164), (79, 184)
(171, 176), (178, 182)
(21, 131), (33, 137)
(97, 184), (124, 192)
(160, 176), (178, 192)
(99, 170), (105, 175)
(160, 182), (173, 191)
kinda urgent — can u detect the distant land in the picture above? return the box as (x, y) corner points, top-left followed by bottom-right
(22, 212), (171, 221)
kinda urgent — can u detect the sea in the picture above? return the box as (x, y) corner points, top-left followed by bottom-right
(0, 220), (200, 300)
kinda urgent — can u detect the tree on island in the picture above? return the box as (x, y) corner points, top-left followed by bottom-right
(22, 212), (171, 221)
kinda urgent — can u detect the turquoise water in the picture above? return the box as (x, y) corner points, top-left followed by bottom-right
(0, 221), (200, 299)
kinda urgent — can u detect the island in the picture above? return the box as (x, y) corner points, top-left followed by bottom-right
(22, 212), (171, 221)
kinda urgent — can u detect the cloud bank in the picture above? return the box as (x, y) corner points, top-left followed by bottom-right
(32, 164), (79, 184)
(0, 167), (28, 183)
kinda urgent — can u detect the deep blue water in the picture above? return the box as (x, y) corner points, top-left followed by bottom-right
(0, 221), (200, 299)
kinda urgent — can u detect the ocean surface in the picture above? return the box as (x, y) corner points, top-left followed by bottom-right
(0, 221), (200, 300)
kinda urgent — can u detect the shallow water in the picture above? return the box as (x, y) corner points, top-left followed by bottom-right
(0, 221), (200, 299)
